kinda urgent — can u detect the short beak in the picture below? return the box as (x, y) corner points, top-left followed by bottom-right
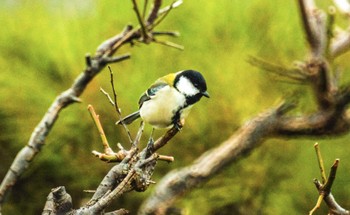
(202, 91), (210, 98)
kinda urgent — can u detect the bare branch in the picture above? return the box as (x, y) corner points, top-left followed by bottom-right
(108, 66), (133, 143)
(314, 143), (327, 183)
(0, 0), (182, 210)
(298, 0), (321, 54)
(330, 30), (350, 57)
(139, 103), (291, 214)
(101, 54), (131, 64)
(146, 0), (162, 25)
(310, 145), (349, 215)
(142, 0), (149, 19)
(152, 31), (180, 37)
(140, 84), (350, 214)
(132, 0), (150, 42)
(100, 87), (116, 107)
(152, 38), (184, 50)
(89, 169), (137, 214)
(309, 192), (324, 215)
(42, 186), (73, 215)
(88, 148), (138, 206)
(138, 1), (350, 213)
(153, 127), (179, 151)
(96, 25), (133, 56)
(330, 0), (350, 57)
(88, 105), (114, 155)
(158, 0), (183, 15)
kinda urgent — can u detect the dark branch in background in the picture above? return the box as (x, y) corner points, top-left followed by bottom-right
(0, 0), (182, 213)
(298, 0), (321, 54)
(132, 0), (150, 42)
(331, 0), (350, 57)
(139, 102), (294, 215)
(139, 0), (350, 214)
(6, 0), (350, 214)
(146, 0), (161, 25)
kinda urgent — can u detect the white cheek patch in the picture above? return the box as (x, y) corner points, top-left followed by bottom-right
(176, 77), (199, 96)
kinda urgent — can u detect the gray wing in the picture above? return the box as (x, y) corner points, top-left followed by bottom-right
(117, 82), (168, 125)
(138, 82), (168, 108)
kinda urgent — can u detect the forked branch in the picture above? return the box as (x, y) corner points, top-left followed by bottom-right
(0, 0), (183, 212)
(139, 1), (350, 214)
(309, 143), (349, 215)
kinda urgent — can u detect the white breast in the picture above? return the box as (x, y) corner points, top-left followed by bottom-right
(139, 86), (188, 129)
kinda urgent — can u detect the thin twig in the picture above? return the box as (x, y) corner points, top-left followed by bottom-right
(314, 142), (327, 183)
(152, 31), (180, 37)
(101, 54), (131, 64)
(132, 121), (145, 148)
(108, 66), (121, 115)
(131, 0), (149, 42)
(152, 39), (184, 50)
(100, 87), (115, 106)
(323, 159), (339, 193)
(310, 144), (349, 215)
(146, 0), (162, 25)
(107, 66), (133, 143)
(88, 105), (114, 155)
(158, 0), (183, 15)
(91, 150), (127, 163)
(142, 0), (149, 19)
(158, 155), (174, 162)
(149, 0), (177, 29)
(309, 193), (324, 215)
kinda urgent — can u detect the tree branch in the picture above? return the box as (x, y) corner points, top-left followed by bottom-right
(298, 0), (327, 57)
(42, 186), (73, 215)
(138, 1), (350, 213)
(0, 0), (182, 211)
(139, 103), (292, 214)
(309, 144), (349, 215)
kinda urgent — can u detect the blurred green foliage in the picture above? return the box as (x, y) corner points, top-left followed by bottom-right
(2, 0), (350, 214)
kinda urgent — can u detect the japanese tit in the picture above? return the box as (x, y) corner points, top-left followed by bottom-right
(116, 70), (209, 129)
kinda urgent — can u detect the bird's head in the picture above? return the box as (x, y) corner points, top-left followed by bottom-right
(174, 70), (209, 104)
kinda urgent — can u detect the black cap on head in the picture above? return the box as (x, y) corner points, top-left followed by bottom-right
(176, 70), (208, 94)
(174, 70), (209, 105)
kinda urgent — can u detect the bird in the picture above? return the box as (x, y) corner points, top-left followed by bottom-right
(116, 69), (209, 130)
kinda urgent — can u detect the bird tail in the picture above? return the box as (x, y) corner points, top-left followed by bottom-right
(116, 111), (141, 125)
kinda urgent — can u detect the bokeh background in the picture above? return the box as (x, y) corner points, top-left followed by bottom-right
(1, 0), (350, 214)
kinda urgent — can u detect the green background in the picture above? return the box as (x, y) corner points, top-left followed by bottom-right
(1, 0), (350, 214)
